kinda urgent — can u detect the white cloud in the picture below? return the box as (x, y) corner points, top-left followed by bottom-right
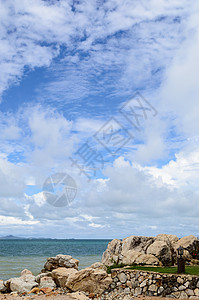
(144, 148), (199, 190)
(89, 223), (105, 228)
(25, 192), (46, 207)
(0, 215), (39, 225)
(0, 0), (194, 101)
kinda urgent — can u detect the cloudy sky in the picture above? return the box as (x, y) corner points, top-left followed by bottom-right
(0, 0), (199, 239)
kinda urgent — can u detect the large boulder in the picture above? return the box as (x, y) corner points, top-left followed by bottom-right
(146, 240), (172, 266)
(51, 267), (78, 288)
(122, 250), (161, 266)
(6, 273), (38, 293)
(43, 254), (79, 271)
(102, 239), (122, 266)
(66, 267), (112, 294)
(175, 235), (199, 257)
(122, 236), (155, 255)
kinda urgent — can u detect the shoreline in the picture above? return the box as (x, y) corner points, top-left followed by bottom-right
(1, 235), (199, 299)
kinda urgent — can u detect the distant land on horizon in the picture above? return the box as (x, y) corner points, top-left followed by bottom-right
(0, 235), (111, 240)
(0, 235), (54, 240)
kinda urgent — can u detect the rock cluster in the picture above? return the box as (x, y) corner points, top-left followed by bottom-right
(102, 234), (199, 266)
(0, 255), (111, 297)
(109, 268), (199, 299)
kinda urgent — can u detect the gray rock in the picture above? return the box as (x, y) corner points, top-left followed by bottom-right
(178, 285), (186, 291)
(35, 272), (52, 283)
(186, 289), (194, 296)
(118, 273), (127, 284)
(177, 277), (184, 284)
(194, 288), (199, 296)
(124, 287), (130, 294)
(140, 279), (147, 287)
(148, 284), (158, 292)
(180, 291), (188, 298)
(134, 287), (142, 296)
(39, 276), (56, 289)
(43, 254), (79, 271)
(158, 286), (164, 294)
(7, 275), (38, 293)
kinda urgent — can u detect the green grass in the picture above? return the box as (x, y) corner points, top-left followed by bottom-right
(107, 264), (199, 276)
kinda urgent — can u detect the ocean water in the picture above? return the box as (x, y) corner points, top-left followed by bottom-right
(0, 239), (110, 281)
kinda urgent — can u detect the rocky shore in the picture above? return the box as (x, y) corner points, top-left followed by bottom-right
(0, 234), (199, 299)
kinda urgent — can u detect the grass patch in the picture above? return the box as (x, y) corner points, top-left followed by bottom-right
(107, 264), (199, 276)
(107, 263), (125, 274)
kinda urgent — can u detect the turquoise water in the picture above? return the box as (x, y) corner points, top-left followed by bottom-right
(0, 239), (110, 281)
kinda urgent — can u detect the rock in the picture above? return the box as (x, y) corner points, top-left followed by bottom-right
(0, 280), (6, 293)
(21, 269), (33, 276)
(175, 235), (199, 258)
(156, 234), (179, 245)
(140, 279), (147, 287)
(124, 287), (130, 294)
(35, 272), (52, 283)
(39, 276), (56, 289)
(7, 274), (38, 293)
(148, 284), (158, 292)
(158, 286), (164, 294)
(178, 285), (186, 290)
(28, 287), (40, 294)
(90, 262), (107, 271)
(194, 288), (199, 296)
(122, 236), (155, 255)
(134, 253), (161, 266)
(134, 287), (142, 296)
(122, 250), (141, 265)
(102, 239), (122, 266)
(121, 249), (160, 266)
(40, 287), (53, 294)
(66, 267), (112, 294)
(51, 267), (78, 288)
(187, 289), (194, 296)
(177, 277), (184, 284)
(69, 291), (89, 300)
(118, 273), (127, 284)
(147, 240), (172, 265)
(43, 254), (79, 271)
(180, 291), (188, 298)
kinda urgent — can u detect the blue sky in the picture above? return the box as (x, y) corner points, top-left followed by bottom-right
(0, 0), (199, 239)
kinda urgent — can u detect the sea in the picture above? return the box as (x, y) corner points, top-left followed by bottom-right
(0, 239), (111, 281)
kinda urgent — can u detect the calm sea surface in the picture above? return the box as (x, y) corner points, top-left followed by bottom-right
(0, 239), (110, 281)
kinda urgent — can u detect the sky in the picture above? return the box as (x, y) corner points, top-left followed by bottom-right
(0, 0), (199, 239)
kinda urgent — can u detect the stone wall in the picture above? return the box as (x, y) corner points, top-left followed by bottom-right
(109, 268), (199, 299)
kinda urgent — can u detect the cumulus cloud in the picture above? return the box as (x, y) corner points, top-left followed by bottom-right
(0, 0), (195, 102)
(0, 0), (199, 238)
